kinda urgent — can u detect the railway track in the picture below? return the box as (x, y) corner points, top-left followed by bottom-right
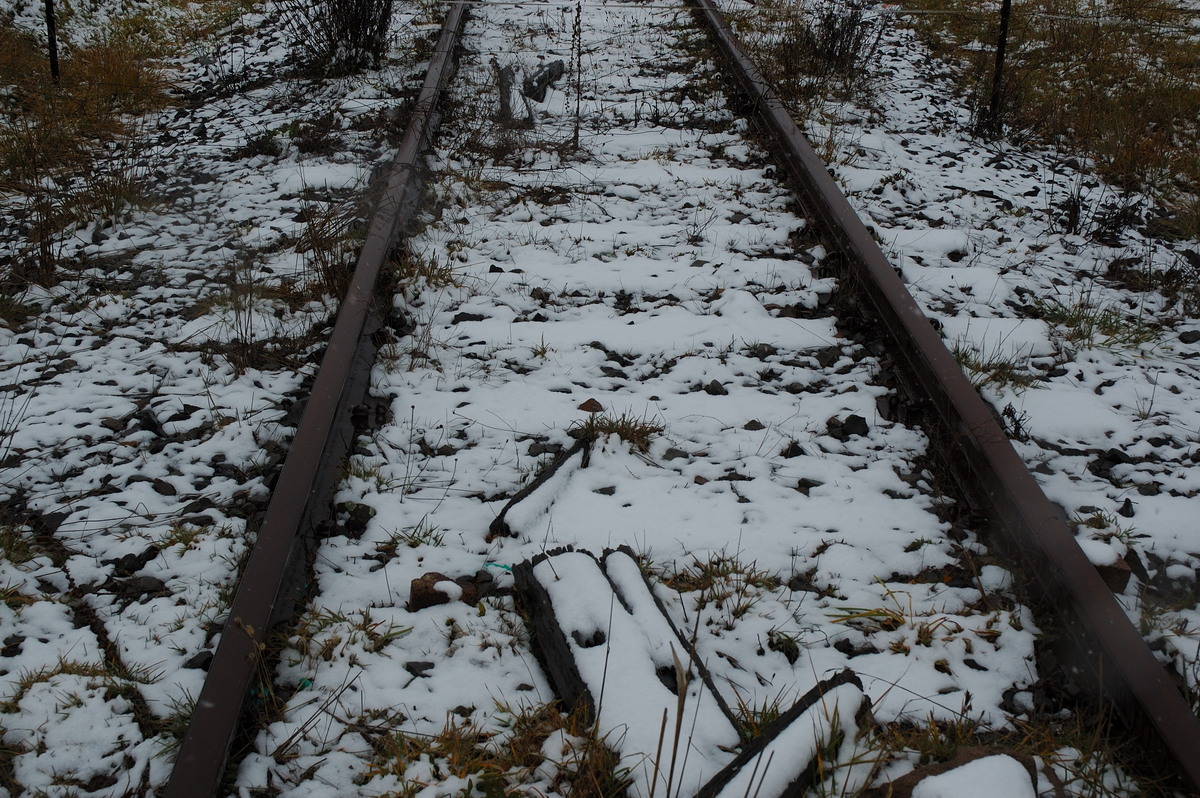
(165, 0), (1200, 794)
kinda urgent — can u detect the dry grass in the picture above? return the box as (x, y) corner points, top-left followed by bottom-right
(568, 411), (664, 451)
(0, 19), (169, 285)
(907, 0), (1200, 233)
(864, 707), (1164, 796)
(364, 701), (629, 798)
(726, 0), (882, 118)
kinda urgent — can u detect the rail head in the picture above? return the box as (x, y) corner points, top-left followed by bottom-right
(688, 0), (1200, 789)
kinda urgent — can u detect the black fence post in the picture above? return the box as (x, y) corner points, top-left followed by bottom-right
(986, 0), (1013, 135)
(45, 0), (60, 83)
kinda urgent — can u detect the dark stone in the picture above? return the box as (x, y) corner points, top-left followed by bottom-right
(1118, 498), (1135, 518)
(404, 660), (435, 678)
(743, 420), (765, 431)
(1179, 330), (1200, 344)
(786, 573), (819, 592)
(2, 635), (24, 658)
(815, 347), (841, 368)
(842, 415), (870, 437)
(451, 312), (487, 324)
(795, 478), (823, 495)
(663, 447), (689, 461)
(703, 380), (728, 396)
(104, 545), (159, 577)
(527, 440), (563, 457)
(780, 441), (805, 458)
(594, 486), (616, 496)
(184, 650), (214, 670)
(181, 497), (217, 514)
(1096, 557), (1132, 593)
(152, 479), (177, 496)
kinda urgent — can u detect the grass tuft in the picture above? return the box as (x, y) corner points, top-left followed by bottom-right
(1030, 294), (1159, 351)
(569, 411), (664, 451)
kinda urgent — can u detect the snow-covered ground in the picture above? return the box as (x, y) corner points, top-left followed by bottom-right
(0, 0), (1196, 794)
(0, 1), (434, 793)
(805, 7), (1200, 697)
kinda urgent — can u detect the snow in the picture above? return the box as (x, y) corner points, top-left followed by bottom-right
(911, 755), (1037, 798)
(0, 0), (1195, 793)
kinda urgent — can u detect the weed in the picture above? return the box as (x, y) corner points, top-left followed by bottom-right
(289, 608), (411, 666)
(951, 339), (1042, 391)
(363, 702), (630, 798)
(389, 248), (463, 293)
(530, 335), (554, 359)
(0, 658), (156, 715)
(297, 195), (365, 297)
(663, 552), (781, 629)
(1031, 293), (1159, 351)
(279, 0), (394, 75)
(0, 585), (34, 610)
(727, 0), (881, 118)
(152, 690), (196, 756)
(828, 584), (964, 652)
(766, 628), (802, 664)
(568, 411), (664, 451)
(377, 518), (445, 557)
(731, 688), (790, 738)
(0, 525), (37, 565)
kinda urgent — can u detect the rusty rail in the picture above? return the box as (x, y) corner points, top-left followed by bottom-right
(689, 0), (1200, 789)
(163, 5), (468, 795)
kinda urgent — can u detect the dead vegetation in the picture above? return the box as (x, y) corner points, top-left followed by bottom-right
(907, 0), (1200, 239)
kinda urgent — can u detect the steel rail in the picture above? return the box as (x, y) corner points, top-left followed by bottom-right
(689, 0), (1200, 789)
(163, 4), (469, 794)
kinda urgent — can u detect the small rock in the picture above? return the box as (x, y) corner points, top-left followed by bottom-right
(693, 475), (709, 485)
(594, 486), (616, 495)
(795, 478), (823, 495)
(2, 635), (24, 658)
(743, 420), (765, 431)
(1179, 330), (1200, 345)
(578, 398), (604, 413)
(408, 572), (455, 611)
(184, 651), (214, 671)
(703, 379), (728, 396)
(780, 441), (805, 458)
(842, 414), (870, 437)
(404, 661), (435, 678)
(152, 478), (177, 496)
(663, 447), (689, 460)
(1096, 556), (1133, 593)
(1117, 497), (1135, 518)
(815, 347), (841, 368)
(451, 312), (487, 324)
